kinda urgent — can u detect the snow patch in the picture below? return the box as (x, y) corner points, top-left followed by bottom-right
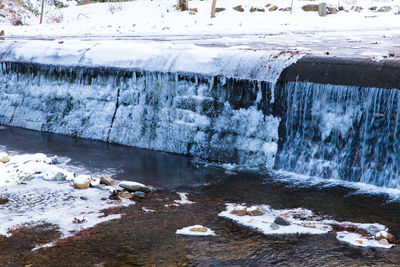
(176, 225), (216, 236)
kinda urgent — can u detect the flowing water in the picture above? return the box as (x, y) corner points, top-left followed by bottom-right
(1, 126), (400, 266)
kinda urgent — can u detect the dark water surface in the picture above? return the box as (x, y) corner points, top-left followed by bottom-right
(1, 126), (400, 266)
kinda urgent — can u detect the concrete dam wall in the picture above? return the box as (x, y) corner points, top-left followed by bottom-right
(1, 40), (400, 188)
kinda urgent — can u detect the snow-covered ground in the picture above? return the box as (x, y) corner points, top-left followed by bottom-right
(0, 149), (132, 249)
(2, 0), (400, 38)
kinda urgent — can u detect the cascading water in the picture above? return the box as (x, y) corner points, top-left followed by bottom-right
(275, 82), (400, 189)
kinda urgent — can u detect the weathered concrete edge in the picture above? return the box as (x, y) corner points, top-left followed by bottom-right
(278, 56), (400, 89)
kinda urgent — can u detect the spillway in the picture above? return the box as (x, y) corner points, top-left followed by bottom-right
(1, 40), (399, 189)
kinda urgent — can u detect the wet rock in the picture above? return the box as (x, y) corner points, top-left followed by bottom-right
(378, 6), (391, 12)
(274, 216), (291, 226)
(215, 8), (225, 13)
(90, 177), (100, 187)
(100, 175), (116, 186)
(230, 208), (247, 216)
(375, 231), (395, 242)
(0, 155), (10, 163)
(233, 5), (244, 12)
(190, 227), (207, 232)
(133, 191), (146, 198)
(50, 157), (60, 164)
(379, 238), (390, 245)
(73, 217), (86, 224)
(0, 197), (8, 205)
(108, 190), (120, 201)
(119, 181), (150, 193)
(270, 223), (280, 230)
(268, 5), (278, 11)
(80, 196), (88, 200)
(119, 190), (132, 199)
(247, 208), (265, 216)
(303, 222), (316, 228)
(279, 7), (291, 12)
(52, 172), (66, 181)
(142, 207), (156, 213)
(302, 4), (318, 11)
(328, 7), (337, 14)
(73, 175), (91, 189)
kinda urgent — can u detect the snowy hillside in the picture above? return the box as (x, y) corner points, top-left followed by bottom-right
(1, 0), (400, 37)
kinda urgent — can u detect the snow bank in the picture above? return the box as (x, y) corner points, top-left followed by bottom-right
(0, 149), (132, 249)
(3, 0), (400, 37)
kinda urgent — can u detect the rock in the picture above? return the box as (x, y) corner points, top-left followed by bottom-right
(189, 11), (196, 15)
(353, 6), (363, 12)
(379, 238), (389, 245)
(0, 197), (8, 205)
(378, 6), (391, 12)
(265, 4), (271, 8)
(302, 222), (316, 228)
(100, 175), (115, 186)
(375, 231), (395, 242)
(189, 8), (198, 12)
(233, 5), (244, 12)
(257, 8), (265, 12)
(356, 240), (364, 244)
(80, 196), (88, 200)
(328, 7), (337, 14)
(369, 6), (377, 11)
(90, 177), (100, 187)
(270, 223), (280, 230)
(279, 214), (290, 219)
(268, 5), (278, 11)
(52, 172), (66, 181)
(50, 157), (59, 164)
(250, 7), (257, 12)
(230, 208), (247, 216)
(274, 216), (291, 226)
(73, 217), (86, 224)
(119, 181), (150, 193)
(0, 155), (10, 163)
(279, 7), (291, 12)
(302, 4), (318, 12)
(73, 175), (91, 189)
(0, 30), (4, 37)
(133, 191), (146, 198)
(247, 208), (265, 216)
(190, 227), (207, 232)
(215, 8), (225, 13)
(119, 190), (132, 199)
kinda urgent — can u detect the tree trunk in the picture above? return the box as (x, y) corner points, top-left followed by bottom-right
(40, 0), (45, 24)
(210, 0), (217, 18)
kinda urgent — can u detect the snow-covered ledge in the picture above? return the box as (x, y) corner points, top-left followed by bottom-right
(0, 40), (302, 168)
